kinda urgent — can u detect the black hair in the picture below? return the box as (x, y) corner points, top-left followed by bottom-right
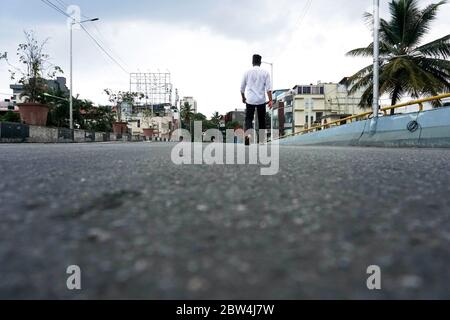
(252, 54), (262, 66)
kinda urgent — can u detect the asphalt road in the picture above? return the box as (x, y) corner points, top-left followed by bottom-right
(0, 142), (449, 299)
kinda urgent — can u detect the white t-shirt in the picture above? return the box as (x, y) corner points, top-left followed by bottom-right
(240, 66), (272, 105)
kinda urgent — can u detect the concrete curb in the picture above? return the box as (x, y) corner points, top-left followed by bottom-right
(278, 107), (450, 148)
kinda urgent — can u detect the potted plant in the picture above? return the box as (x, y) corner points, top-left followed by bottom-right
(0, 31), (63, 126)
(104, 89), (142, 135)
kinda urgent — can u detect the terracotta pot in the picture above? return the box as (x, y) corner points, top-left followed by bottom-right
(143, 128), (154, 138)
(17, 103), (49, 126)
(113, 122), (128, 135)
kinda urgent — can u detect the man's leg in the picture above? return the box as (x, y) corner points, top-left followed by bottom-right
(245, 104), (256, 145)
(245, 104), (256, 131)
(257, 104), (267, 143)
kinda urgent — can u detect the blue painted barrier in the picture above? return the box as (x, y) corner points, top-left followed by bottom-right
(278, 107), (450, 148)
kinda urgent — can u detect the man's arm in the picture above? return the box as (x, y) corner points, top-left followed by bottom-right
(267, 91), (273, 109)
(240, 72), (247, 104)
(266, 72), (273, 108)
(241, 92), (247, 104)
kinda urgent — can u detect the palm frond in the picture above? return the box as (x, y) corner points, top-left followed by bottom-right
(408, 0), (447, 47)
(363, 12), (400, 47)
(415, 34), (450, 58)
(388, 0), (420, 48)
(346, 41), (395, 57)
(346, 46), (374, 58)
(347, 0), (449, 108)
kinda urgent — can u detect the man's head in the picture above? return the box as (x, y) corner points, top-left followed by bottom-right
(252, 54), (262, 67)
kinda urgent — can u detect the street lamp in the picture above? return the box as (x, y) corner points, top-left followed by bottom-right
(69, 17), (99, 130)
(262, 61), (274, 141)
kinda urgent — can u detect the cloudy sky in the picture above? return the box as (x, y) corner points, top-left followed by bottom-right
(0, 0), (449, 115)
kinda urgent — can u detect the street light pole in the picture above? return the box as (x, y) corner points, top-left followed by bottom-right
(69, 18), (99, 130)
(70, 23), (73, 130)
(372, 0), (380, 120)
(262, 61), (274, 141)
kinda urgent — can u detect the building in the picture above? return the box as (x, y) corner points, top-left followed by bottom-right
(0, 99), (15, 111)
(180, 96), (198, 114)
(126, 107), (177, 140)
(225, 109), (246, 129)
(273, 80), (368, 136)
(10, 77), (70, 105)
(0, 99), (18, 118)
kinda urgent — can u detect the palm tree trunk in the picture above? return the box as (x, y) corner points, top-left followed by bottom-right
(390, 85), (401, 115)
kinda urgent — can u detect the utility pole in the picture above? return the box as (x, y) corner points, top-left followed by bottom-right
(372, 0), (380, 127)
(262, 61), (274, 141)
(70, 23), (73, 130)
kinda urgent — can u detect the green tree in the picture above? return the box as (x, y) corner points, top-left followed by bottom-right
(43, 88), (71, 128)
(347, 0), (450, 114)
(210, 112), (222, 128)
(226, 121), (242, 130)
(193, 113), (207, 122)
(44, 88), (115, 131)
(104, 89), (143, 122)
(0, 111), (21, 123)
(180, 102), (195, 132)
(81, 105), (116, 132)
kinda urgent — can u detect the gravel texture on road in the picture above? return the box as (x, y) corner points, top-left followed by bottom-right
(0, 142), (449, 299)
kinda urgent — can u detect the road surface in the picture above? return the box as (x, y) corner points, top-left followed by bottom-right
(0, 142), (449, 299)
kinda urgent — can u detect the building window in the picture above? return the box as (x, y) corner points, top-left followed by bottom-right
(302, 86), (311, 95)
(285, 112), (293, 124)
(305, 115), (315, 125)
(297, 86), (324, 95)
(312, 86), (324, 95)
(316, 112), (323, 122)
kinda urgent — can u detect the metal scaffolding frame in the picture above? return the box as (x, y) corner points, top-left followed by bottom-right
(129, 72), (173, 113)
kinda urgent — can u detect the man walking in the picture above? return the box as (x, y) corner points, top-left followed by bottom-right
(240, 54), (273, 145)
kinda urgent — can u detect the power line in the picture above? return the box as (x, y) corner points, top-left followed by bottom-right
(53, 0), (92, 20)
(273, 0), (314, 63)
(49, 0), (130, 70)
(79, 24), (129, 74)
(40, 0), (129, 74)
(40, 0), (71, 18)
(297, 0), (313, 27)
(89, 23), (131, 71)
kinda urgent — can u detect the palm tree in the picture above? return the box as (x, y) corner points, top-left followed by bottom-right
(347, 0), (450, 114)
(180, 102), (195, 131)
(210, 112), (222, 128)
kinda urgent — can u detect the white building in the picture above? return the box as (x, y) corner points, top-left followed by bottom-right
(273, 80), (369, 136)
(180, 96), (198, 114)
(126, 108), (178, 140)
